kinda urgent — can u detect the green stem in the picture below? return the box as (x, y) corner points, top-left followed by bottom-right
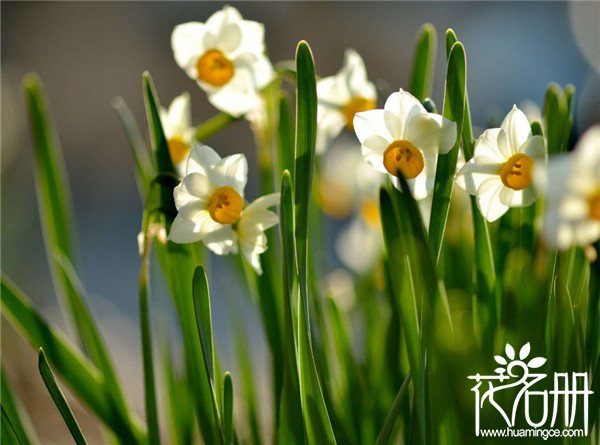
(195, 113), (239, 142)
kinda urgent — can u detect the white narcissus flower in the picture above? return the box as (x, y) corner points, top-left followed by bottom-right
(160, 92), (195, 176)
(204, 193), (280, 274)
(354, 89), (457, 200)
(536, 125), (600, 249)
(171, 5), (275, 117)
(316, 49), (377, 154)
(455, 105), (547, 222)
(168, 144), (248, 245)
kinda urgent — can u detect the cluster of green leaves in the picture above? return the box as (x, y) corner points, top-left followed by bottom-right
(2, 24), (599, 445)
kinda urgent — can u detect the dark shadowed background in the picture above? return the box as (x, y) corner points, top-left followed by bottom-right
(2, 2), (599, 442)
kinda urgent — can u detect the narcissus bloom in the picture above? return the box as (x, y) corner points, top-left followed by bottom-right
(456, 106), (546, 222)
(160, 92), (195, 176)
(316, 139), (385, 273)
(316, 49), (377, 153)
(168, 144), (248, 244)
(354, 89), (457, 199)
(171, 5), (275, 117)
(203, 193), (280, 274)
(168, 144), (279, 273)
(537, 125), (600, 249)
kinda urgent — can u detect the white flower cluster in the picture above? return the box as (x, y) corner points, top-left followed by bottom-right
(163, 5), (599, 267)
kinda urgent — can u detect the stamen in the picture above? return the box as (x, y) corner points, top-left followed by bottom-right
(196, 49), (235, 87)
(499, 153), (534, 190)
(383, 140), (424, 179)
(168, 137), (191, 164)
(208, 186), (243, 224)
(341, 97), (376, 130)
(589, 191), (600, 221)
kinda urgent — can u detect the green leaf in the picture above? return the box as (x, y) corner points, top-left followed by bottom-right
(1, 367), (38, 445)
(112, 96), (155, 199)
(278, 94), (295, 177)
(195, 113), (238, 142)
(38, 349), (88, 445)
(409, 24), (437, 101)
(1, 406), (23, 445)
(293, 41), (337, 445)
(429, 41), (466, 263)
(143, 72), (177, 228)
(222, 372), (234, 445)
(139, 228), (160, 445)
(192, 266), (225, 445)
(192, 267), (216, 383)
(156, 241), (218, 444)
(1, 278), (144, 443)
(276, 171), (305, 445)
(294, 41), (318, 273)
(53, 254), (140, 441)
(23, 74), (85, 345)
(374, 375), (411, 445)
(445, 29), (458, 59)
(542, 83), (570, 154)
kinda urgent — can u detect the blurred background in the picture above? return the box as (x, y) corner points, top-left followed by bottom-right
(2, 2), (599, 442)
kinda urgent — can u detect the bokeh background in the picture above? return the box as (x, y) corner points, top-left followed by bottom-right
(2, 2), (599, 443)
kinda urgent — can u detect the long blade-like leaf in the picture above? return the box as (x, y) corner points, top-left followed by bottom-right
(38, 349), (88, 445)
(1, 367), (38, 445)
(294, 41), (337, 445)
(222, 372), (234, 445)
(1, 278), (144, 443)
(429, 40), (466, 263)
(409, 24), (437, 101)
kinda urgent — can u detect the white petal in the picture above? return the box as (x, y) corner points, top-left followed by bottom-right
(384, 110), (404, 140)
(521, 135), (547, 161)
(428, 114), (457, 154)
(171, 22), (207, 76)
(249, 53), (275, 89)
(168, 213), (204, 243)
(167, 92), (192, 135)
(405, 113), (457, 154)
(405, 150), (437, 200)
(173, 173), (211, 209)
(236, 20), (266, 55)
(384, 89), (426, 129)
(572, 125), (600, 179)
(344, 49), (376, 100)
(316, 108), (345, 154)
(186, 144), (222, 175)
(361, 142), (388, 174)
(354, 109), (391, 144)
(500, 105), (532, 153)
(455, 158), (502, 195)
(499, 186), (536, 208)
(476, 178), (509, 222)
(243, 193), (280, 214)
(204, 6), (243, 53)
(203, 225), (238, 255)
(212, 153), (248, 195)
(207, 68), (262, 117)
(317, 75), (350, 108)
(474, 128), (509, 162)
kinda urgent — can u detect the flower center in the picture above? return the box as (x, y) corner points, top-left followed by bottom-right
(196, 49), (235, 87)
(361, 200), (380, 229)
(208, 186), (243, 224)
(168, 137), (191, 165)
(383, 140), (424, 179)
(589, 190), (600, 221)
(341, 97), (376, 130)
(499, 153), (534, 190)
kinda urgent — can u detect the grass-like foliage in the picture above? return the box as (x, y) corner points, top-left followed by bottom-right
(1, 18), (599, 445)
